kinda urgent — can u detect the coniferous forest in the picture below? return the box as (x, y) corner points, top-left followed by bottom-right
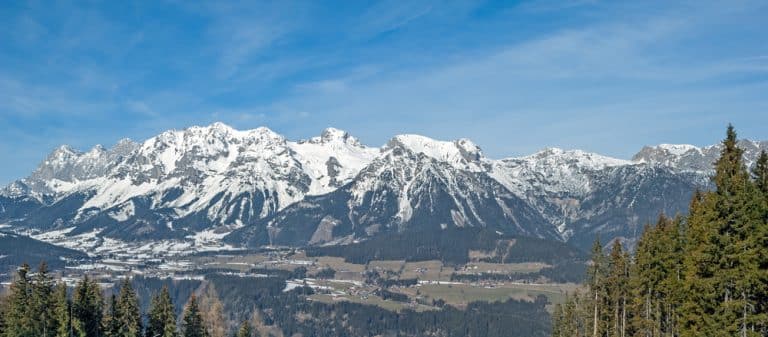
(0, 262), (214, 337)
(551, 126), (768, 337)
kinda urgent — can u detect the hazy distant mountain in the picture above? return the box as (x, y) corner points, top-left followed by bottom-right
(1, 122), (765, 254)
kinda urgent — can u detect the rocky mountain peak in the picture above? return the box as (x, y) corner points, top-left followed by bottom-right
(632, 140), (768, 172)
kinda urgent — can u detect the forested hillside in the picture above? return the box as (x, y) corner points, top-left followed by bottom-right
(551, 126), (768, 337)
(0, 262), (551, 337)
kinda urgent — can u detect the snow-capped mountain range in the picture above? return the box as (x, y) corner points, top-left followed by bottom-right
(1, 123), (765, 256)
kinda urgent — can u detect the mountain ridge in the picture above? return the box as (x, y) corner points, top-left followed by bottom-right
(1, 122), (766, 255)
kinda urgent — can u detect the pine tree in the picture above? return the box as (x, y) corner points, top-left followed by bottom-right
(235, 322), (253, 337)
(606, 240), (629, 337)
(586, 238), (607, 337)
(72, 276), (104, 337)
(753, 150), (768, 196)
(4, 263), (34, 337)
(31, 262), (56, 337)
(709, 125), (763, 336)
(752, 150), (768, 335)
(115, 278), (142, 337)
(104, 294), (120, 337)
(52, 282), (71, 337)
(146, 286), (178, 337)
(182, 295), (207, 337)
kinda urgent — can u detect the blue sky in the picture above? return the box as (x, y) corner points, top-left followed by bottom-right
(1, 0), (767, 184)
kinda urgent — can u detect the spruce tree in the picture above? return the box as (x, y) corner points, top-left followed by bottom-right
(31, 262), (56, 337)
(104, 294), (120, 337)
(586, 238), (607, 337)
(115, 278), (142, 337)
(146, 286), (178, 337)
(753, 150), (768, 196)
(4, 263), (34, 337)
(182, 295), (207, 337)
(606, 240), (629, 337)
(52, 282), (71, 337)
(72, 276), (104, 337)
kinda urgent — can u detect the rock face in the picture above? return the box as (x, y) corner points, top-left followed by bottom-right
(1, 122), (765, 253)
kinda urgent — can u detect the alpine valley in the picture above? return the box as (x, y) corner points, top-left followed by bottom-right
(1, 122), (766, 259)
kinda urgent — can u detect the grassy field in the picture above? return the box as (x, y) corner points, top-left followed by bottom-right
(459, 262), (550, 274)
(405, 282), (580, 307)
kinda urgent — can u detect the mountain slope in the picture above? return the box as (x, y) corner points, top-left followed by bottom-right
(1, 123), (379, 243)
(1, 122), (764, 255)
(226, 135), (556, 247)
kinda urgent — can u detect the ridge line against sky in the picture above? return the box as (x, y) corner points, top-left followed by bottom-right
(1, 0), (767, 184)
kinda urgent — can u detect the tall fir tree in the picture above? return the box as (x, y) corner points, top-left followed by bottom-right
(586, 237), (608, 337)
(146, 286), (178, 337)
(753, 150), (768, 197)
(182, 295), (207, 337)
(4, 263), (34, 337)
(31, 262), (56, 337)
(72, 276), (104, 337)
(104, 294), (120, 337)
(605, 240), (630, 337)
(115, 278), (142, 337)
(52, 282), (71, 337)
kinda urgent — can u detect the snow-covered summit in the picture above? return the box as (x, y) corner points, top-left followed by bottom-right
(489, 147), (633, 197)
(383, 134), (485, 171)
(632, 140), (768, 172)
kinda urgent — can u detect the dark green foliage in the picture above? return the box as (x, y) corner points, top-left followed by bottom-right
(313, 268), (336, 279)
(104, 295), (120, 337)
(753, 150), (768, 196)
(374, 289), (409, 302)
(115, 278), (142, 337)
(130, 275), (201, 318)
(52, 282), (70, 337)
(146, 286), (178, 337)
(72, 275), (104, 337)
(181, 295), (207, 337)
(4, 263), (34, 337)
(31, 262), (57, 337)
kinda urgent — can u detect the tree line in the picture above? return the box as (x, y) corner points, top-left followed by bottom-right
(0, 263), (260, 337)
(551, 125), (768, 337)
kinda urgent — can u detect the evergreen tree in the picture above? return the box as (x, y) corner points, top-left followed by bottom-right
(182, 295), (207, 337)
(4, 263), (34, 337)
(72, 276), (104, 337)
(586, 238), (607, 337)
(52, 282), (71, 337)
(146, 286), (178, 337)
(753, 150), (768, 196)
(104, 295), (120, 337)
(115, 278), (142, 337)
(605, 240), (629, 337)
(32, 262), (56, 337)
